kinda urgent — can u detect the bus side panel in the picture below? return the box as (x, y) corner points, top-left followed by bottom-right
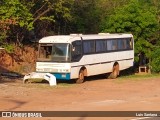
(70, 50), (134, 79)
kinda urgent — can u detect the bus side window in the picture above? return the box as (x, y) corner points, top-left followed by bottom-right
(83, 40), (95, 54)
(123, 39), (127, 49)
(71, 41), (82, 61)
(96, 40), (107, 52)
(107, 40), (112, 51)
(126, 38), (131, 49)
(118, 39), (123, 50)
(112, 40), (117, 50)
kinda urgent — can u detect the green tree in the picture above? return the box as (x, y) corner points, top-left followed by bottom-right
(31, 0), (74, 36)
(0, 0), (74, 49)
(101, 0), (159, 61)
(150, 47), (160, 73)
(71, 0), (101, 33)
(0, 0), (33, 52)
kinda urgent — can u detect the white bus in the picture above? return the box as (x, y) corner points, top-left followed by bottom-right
(36, 33), (134, 83)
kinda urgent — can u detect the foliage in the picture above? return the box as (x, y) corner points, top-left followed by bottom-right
(101, 0), (159, 61)
(0, 0), (33, 30)
(0, 0), (160, 72)
(71, 0), (101, 33)
(25, 0), (73, 36)
(2, 43), (14, 53)
(150, 47), (160, 73)
(71, 0), (129, 33)
(0, 0), (33, 51)
(0, 0), (74, 50)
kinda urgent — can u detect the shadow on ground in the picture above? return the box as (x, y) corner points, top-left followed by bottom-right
(0, 65), (23, 83)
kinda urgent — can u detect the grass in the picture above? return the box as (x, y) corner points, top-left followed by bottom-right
(22, 78), (75, 89)
(120, 73), (160, 79)
(21, 73), (160, 88)
(116, 73), (160, 83)
(22, 83), (75, 90)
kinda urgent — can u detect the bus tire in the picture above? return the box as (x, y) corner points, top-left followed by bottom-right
(109, 64), (119, 79)
(76, 69), (84, 84)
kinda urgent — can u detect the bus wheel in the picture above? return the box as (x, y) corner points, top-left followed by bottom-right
(109, 64), (119, 79)
(76, 70), (84, 84)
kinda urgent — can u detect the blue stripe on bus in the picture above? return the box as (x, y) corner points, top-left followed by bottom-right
(51, 73), (70, 80)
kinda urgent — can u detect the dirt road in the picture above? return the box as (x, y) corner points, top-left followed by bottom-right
(0, 75), (160, 120)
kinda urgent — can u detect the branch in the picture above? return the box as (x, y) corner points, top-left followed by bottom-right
(33, 2), (48, 16)
(33, 8), (51, 23)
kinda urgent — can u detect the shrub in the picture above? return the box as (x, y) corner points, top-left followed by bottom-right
(150, 47), (160, 73)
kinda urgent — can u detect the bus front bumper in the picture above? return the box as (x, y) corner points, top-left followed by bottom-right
(51, 73), (70, 80)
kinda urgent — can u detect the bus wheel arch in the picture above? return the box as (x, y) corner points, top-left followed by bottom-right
(109, 62), (119, 79)
(76, 67), (87, 84)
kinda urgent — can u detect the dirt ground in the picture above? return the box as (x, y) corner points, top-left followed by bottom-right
(0, 74), (160, 120)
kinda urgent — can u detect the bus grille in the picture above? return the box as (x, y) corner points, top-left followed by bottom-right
(43, 68), (58, 72)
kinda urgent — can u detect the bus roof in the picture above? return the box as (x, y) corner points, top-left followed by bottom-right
(39, 33), (133, 43)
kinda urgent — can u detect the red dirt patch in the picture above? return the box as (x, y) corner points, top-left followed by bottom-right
(0, 75), (160, 120)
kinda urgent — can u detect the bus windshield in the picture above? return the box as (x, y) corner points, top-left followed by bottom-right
(37, 43), (71, 62)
